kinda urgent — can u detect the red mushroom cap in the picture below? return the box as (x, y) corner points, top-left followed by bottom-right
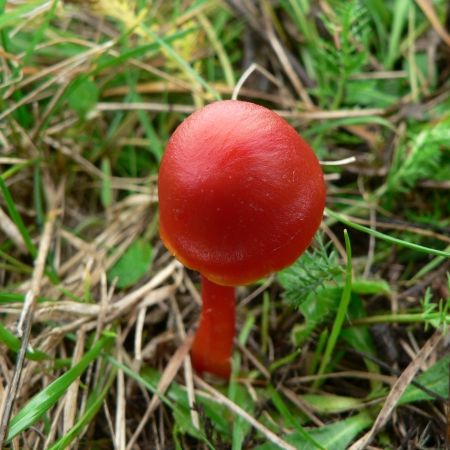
(158, 100), (326, 286)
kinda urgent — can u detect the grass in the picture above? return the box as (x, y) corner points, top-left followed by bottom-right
(0, 0), (449, 448)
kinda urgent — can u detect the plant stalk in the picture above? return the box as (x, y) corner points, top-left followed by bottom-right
(191, 275), (235, 379)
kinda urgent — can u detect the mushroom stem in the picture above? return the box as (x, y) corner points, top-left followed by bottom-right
(191, 274), (235, 379)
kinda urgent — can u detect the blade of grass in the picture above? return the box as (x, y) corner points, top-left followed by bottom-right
(386, 0), (410, 69)
(33, 161), (45, 228)
(268, 385), (326, 450)
(6, 332), (114, 441)
(0, 0), (49, 30)
(308, 328), (329, 375)
(0, 292), (47, 304)
(1, 161), (35, 180)
(22, 0), (58, 66)
(230, 315), (255, 450)
(269, 348), (302, 374)
(197, 12), (235, 87)
(0, 323), (49, 361)
(100, 158), (112, 209)
(0, 176), (37, 258)
(326, 209), (450, 258)
(261, 292), (270, 355)
(314, 230), (352, 387)
(0, 249), (32, 274)
(411, 247), (449, 280)
(47, 368), (117, 450)
(105, 355), (214, 447)
(140, 23), (221, 101)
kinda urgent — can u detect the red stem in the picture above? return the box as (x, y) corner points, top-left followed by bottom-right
(191, 274), (235, 379)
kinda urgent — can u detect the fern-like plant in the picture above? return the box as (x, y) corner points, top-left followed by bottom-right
(313, 0), (370, 108)
(278, 235), (343, 308)
(386, 119), (450, 194)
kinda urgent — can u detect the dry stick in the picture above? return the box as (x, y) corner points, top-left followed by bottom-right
(415, 0), (450, 48)
(62, 328), (87, 435)
(231, 63), (284, 101)
(240, 274), (274, 308)
(170, 296), (200, 430)
(115, 339), (127, 450)
(30, 79), (72, 140)
(194, 375), (297, 450)
(349, 330), (443, 450)
(125, 332), (195, 450)
(95, 101), (385, 120)
(0, 207), (59, 447)
(134, 307), (147, 362)
(0, 207), (26, 253)
(263, 19), (314, 109)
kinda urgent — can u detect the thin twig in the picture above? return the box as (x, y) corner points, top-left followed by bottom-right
(232, 63), (282, 101)
(349, 330), (443, 450)
(170, 296), (200, 430)
(125, 332), (195, 450)
(194, 375), (297, 450)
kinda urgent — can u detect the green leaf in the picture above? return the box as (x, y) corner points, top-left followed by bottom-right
(291, 286), (341, 346)
(0, 292), (47, 304)
(315, 230), (353, 384)
(268, 386), (325, 450)
(7, 333), (114, 441)
(107, 239), (153, 288)
(341, 295), (381, 388)
(386, 120), (449, 195)
(254, 412), (372, 450)
(172, 407), (206, 441)
(352, 279), (391, 295)
(278, 234), (342, 308)
(386, 0), (410, 69)
(100, 158), (112, 208)
(0, 176), (37, 258)
(301, 394), (363, 414)
(398, 354), (450, 405)
(67, 78), (99, 118)
(231, 384), (255, 450)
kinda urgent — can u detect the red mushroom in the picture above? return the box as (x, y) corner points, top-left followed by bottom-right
(158, 100), (325, 379)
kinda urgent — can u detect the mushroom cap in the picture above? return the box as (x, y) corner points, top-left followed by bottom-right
(158, 100), (326, 286)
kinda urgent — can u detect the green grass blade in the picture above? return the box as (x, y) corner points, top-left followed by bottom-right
(314, 230), (353, 385)
(0, 0), (49, 30)
(141, 24), (221, 101)
(22, 0), (58, 66)
(230, 315), (255, 450)
(7, 333), (114, 441)
(386, 0), (410, 68)
(0, 249), (33, 274)
(268, 385), (326, 450)
(0, 292), (47, 304)
(47, 369), (117, 450)
(105, 355), (213, 447)
(198, 12), (235, 87)
(0, 322), (49, 361)
(100, 158), (112, 208)
(0, 176), (37, 258)
(33, 161), (45, 228)
(105, 354), (166, 399)
(1, 161), (35, 181)
(326, 209), (450, 258)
